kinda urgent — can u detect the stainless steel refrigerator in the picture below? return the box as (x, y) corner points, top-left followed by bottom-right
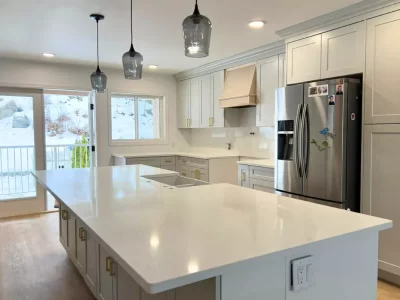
(275, 78), (362, 211)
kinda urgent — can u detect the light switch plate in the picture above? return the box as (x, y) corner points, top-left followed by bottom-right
(291, 256), (314, 292)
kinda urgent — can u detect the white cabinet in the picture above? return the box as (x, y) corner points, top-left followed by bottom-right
(67, 210), (76, 257)
(238, 165), (250, 187)
(278, 54), (286, 88)
(189, 167), (209, 182)
(287, 35), (322, 84)
(177, 78), (200, 128)
(256, 56), (279, 127)
(199, 73), (212, 128)
(98, 245), (116, 300)
(177, 80), (190, 128)
(365, 11), (400, 124)
(362, 124), (400, 276)
(76, 219), (97, 296)
(60, 204), (68, 247)
(249, 178), (275, 193)
(321, 22), (365, 79)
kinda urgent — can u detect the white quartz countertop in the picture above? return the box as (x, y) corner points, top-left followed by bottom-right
(33, 165), (391, 294)
(112, 151), (239, 159)
(237, 159), (275, 168)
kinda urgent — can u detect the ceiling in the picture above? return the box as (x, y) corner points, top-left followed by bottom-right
(0, 0), (362, 74)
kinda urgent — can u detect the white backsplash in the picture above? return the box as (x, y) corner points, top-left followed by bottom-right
(189, 127), (276, 159)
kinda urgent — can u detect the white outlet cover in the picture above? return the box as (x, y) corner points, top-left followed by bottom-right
(291, 256), (314, 292)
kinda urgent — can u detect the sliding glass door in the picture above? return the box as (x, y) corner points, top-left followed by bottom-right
(0, 88), (45, 217)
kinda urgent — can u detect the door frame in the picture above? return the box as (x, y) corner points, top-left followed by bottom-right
(0, 87), (46, 218)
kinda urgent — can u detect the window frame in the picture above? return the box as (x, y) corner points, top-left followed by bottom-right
(108, 92), (168, 146)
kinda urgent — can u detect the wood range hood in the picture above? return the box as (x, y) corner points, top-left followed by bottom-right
(219, 64), (257, 108)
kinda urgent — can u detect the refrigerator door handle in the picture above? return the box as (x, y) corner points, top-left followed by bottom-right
(302, 104), (309, 178)
(294, 104), (302, 178)
(299, 103), (306, 178)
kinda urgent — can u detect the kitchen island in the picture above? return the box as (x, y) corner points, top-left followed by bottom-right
(33, 165), (392, 300)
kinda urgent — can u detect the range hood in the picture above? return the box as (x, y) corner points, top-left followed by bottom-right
(220, 64), (257, 108)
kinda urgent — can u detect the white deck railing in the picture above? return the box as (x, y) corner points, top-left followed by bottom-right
(0, 144), (89, 200)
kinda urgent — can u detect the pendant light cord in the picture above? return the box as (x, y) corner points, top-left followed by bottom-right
(96, 20), (99, 68)
(131, 0), (133, 45)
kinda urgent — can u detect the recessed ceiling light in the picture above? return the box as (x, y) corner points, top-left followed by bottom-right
(42, 53), (55, 58)
(248, 21), (266, 29)
(148, 65), (158, 70)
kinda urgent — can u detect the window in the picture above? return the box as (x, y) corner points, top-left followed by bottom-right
(109, 94), (165, 144)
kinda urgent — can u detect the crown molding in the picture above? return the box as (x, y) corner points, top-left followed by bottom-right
(173, 40), (285, 81)
(276, 0), (400, 39)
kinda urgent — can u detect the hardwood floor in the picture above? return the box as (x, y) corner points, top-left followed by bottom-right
(0, 213), (399, 300)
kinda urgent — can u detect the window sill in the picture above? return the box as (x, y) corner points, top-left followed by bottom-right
(109, 139), (169, 146)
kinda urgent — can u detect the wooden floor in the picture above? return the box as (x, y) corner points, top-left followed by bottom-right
(0, 213), (399, 300)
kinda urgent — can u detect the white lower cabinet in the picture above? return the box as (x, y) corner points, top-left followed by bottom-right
(98, 245), (116, 300)
(238, 164), (275, 194)
(362, 124), (400, 276)
(60, 205), (68, 247)
(189, 167), (209, 182)
(238, 165), (250, 187)
(66, 210), (76, 257)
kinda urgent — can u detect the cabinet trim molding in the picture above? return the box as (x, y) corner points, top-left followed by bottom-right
(174, 41), (285, 81)
(276, 0), (399, 39)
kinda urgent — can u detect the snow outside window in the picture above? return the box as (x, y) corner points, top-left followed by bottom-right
(110, 95), (165, 144)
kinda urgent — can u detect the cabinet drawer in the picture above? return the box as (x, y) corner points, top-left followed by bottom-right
(250, 178), (275, 193)
(180, 165), (190, 177)
(160, 156), (175, 166)
(250, 166), (274, 181)
(126, 157), (161, 168)
(177, 156), (189, 166)
(161, 165), (176, 172)
(188, 157), (209, 169)
(189, 167), (209, 182)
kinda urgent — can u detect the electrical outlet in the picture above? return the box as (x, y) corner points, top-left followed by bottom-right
(291, 256), (314, 292)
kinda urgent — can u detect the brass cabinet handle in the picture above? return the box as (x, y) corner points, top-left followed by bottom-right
(106, 256), (112, 273)
(61, 210), (68, 220)
(165, 160), (172, 163)
(79, 227), (86, 241)
(110, 260), (116, 277)
(241, 172), (246, 181)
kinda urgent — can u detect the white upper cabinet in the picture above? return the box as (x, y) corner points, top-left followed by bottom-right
(210, 70), (225, 128)
(188, 77), (200, 128)
(278, 54), (286, 88)
(177, 79), (190, 128)
(287, 35), (322, 84)
(256, 56), (279, 127)
(365, 11), (400, 124)
(199, 74), (212, 128)
(177, 78), (200, 128)
(321, 22), (365, 79)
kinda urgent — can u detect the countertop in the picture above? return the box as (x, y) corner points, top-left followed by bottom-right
(237, 159), (275, 168)
(112, 151), (240, 160)
(32, 165), (391, 294)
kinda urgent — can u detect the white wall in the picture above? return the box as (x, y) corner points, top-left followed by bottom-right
(189, 126), (275, 159)
(0, 58), (191, 166)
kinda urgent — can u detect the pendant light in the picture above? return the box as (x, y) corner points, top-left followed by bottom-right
(90, 14), (107, 93)
(182, 0), (212, 58)
(122, 0), (143, 80)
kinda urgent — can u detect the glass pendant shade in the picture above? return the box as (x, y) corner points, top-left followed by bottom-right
(91, 66), (107, 93)
(182, 1), (212, 58)
(122, 45), (143, 79)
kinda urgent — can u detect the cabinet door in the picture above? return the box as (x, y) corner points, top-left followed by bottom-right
(365, 11), (400, 124)
(116, 264), (141, 300)
(189, 77), (200, 128)
(177, 80), (190, 128)
(189, 167), (209, 182)
(180, 165), (190, 177)
(362, 125), (400, 276)
(287, 35), (322, 84)
(321, 22), (365, 79)
(85, 227), (97, 296)
(278, 54), (286, 88)
(256, 56), (279, 127)
(60, 204), (68, 247)
(76, 219), (87, 275)
(211, 70), (225, 128)
(67, 211), (76, 257)
(238, 165), (250, 187)
(199, 74), (212, 128)
(250, 178), (275, 194)
(98, 245), (114, 300)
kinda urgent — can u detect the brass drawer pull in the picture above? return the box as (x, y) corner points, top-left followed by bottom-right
(79, 227), (86, 241)
(61, 210), (68, 220)
(106, 256), (112, 273)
